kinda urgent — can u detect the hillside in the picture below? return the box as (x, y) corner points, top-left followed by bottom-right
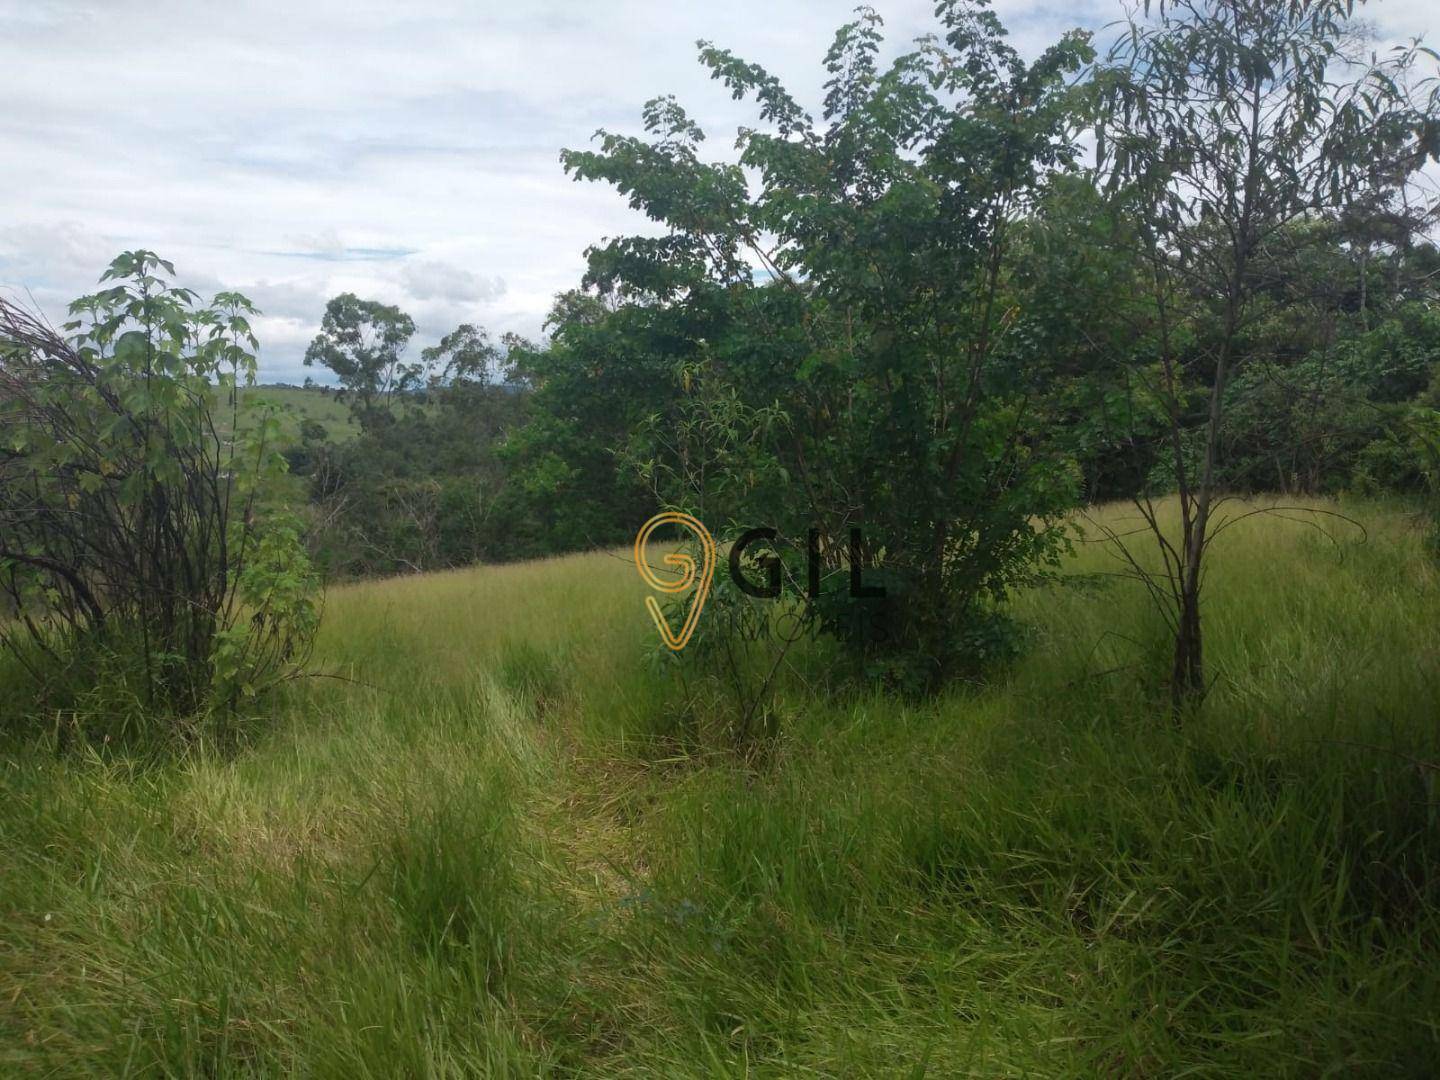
(3, 498), (1438, 1075)
(241, 385), (359, 439)
(207, 385), (362, 444)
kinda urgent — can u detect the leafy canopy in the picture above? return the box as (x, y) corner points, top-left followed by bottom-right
(558, 1), (1095, 688)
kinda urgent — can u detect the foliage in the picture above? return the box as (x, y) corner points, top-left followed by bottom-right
(422, 322), (502, 389)
(1093, 0), (1440, 709)
(1006, 175), (1176, 502)
(498, 292), (667, 557)
(0, 252), (320, 728)
(560, 1), (1094, 689)
(303, 293), (419, 427)
(258, 8), (1440, 607)
(297, 319), (529, 577)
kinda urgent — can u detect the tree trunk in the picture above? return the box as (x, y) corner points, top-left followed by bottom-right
(1170, 574), (1204, 717)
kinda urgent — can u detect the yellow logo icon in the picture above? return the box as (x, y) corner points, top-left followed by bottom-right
(633, 511), (716, 650)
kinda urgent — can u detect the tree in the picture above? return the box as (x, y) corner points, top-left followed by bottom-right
(562, 1), (1095, 689)
(303, 293), (418, 424)
(0, 252), (319, 728)
(499, 292), (670, 557)
(1094, 0), (1439, 712)
(423, 323), (501, 390)
(295, 319), (536, 577)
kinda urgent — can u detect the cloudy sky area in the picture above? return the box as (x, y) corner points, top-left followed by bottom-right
(2, 0), (1436, 382)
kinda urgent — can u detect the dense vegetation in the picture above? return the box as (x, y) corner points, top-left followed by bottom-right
(3, 0), (1440, 1074)
(0, 253), (319, 730)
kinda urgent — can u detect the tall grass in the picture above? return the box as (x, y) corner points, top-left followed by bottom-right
(3, 498), (1438, 1075)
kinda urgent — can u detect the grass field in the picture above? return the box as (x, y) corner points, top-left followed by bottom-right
(3, 498), (1439, 1076)
(213, 385), (362, 443)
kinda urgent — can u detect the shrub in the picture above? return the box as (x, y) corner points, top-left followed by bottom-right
(0, 251), (319, 731)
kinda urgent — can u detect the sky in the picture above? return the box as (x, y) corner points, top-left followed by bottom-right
(2, 0), (1436, 383)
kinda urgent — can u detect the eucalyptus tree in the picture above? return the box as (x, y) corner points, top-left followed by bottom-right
(563, 1), (1095, 689)
(303, 293), (419, 426)
(1094, 0), (1439, 712)
(423, 323), (501, 390)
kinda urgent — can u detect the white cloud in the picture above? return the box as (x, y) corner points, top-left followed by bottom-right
(401, 260), (506, 305)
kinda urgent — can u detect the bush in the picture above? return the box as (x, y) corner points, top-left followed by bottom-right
(0, 251), (319, 732)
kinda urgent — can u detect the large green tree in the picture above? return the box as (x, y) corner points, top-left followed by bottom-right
(500, 291), (674, 557)
(304, 293), (419, 424)
(561, 1), (1095, 687)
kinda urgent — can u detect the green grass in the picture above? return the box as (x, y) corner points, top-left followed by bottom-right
(3, 498), (1439, 1075)
(212, 385), (362, 443)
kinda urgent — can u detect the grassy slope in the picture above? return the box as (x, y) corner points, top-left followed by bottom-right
(2, 498), (1439, 1076)
(212, 385), (361, 443)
